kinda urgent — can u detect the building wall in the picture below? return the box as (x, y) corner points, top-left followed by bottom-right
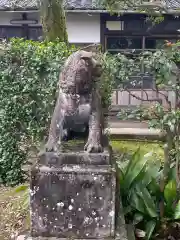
(0, 12), (23, 25)
(67, 13), (100, 43)
(0, 11), (101, 43)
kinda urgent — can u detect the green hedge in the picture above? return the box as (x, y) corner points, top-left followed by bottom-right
(0, 39), (76, 185)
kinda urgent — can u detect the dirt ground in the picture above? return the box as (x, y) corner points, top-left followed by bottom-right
(0, 186), (29, 240)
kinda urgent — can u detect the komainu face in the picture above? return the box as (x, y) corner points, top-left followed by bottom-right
(60, 50), (102, 95)
(80, 51), (102, 78)
(91, 61), (102, 78)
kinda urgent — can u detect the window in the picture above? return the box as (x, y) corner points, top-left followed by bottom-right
(106, 36), (142, 50)
(125, 20), (144, 31)
(29, 27), (42, 40)
(0, 27), (23, 39)
(106, 21), (124, 31)
(0, 26), (43, 41)
(145, 38), (178, 50)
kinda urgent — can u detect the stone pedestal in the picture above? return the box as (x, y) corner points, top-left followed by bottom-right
(28, 142), (127, 240)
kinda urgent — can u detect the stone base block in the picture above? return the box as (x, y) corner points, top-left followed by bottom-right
(30, 148), (116, 239)
(17, 236), (126, 240)
(17, 231), (129, 240)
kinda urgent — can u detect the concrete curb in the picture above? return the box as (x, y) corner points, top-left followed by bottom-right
(106, 128), (165, 141)
(108, 128), (161, 135)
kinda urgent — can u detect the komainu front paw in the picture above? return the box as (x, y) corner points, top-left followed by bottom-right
(84, 138), (103, 153)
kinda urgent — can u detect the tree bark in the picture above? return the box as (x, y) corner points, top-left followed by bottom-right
(39, 0), (68, 43)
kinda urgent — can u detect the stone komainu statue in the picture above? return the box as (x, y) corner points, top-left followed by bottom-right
(45, 50), (104, 153)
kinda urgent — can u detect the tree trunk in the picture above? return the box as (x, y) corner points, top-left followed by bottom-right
(39, 0), (68, 43)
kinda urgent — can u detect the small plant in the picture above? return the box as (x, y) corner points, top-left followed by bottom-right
(118, 148), (180, 239)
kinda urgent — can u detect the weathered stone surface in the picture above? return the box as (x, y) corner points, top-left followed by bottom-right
(37, 150), (111, 166)
(30, 144), (116, 239)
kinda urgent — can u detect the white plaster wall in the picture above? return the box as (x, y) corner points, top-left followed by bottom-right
(0, 11), (100, 43)
(66, 13), (100, 43)
(0, 12), (23, 25)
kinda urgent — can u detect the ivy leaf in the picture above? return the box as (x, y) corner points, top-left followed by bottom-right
(133, 213), (144, 225)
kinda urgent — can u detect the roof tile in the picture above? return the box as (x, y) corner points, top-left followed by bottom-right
(0, 0), (179, 10)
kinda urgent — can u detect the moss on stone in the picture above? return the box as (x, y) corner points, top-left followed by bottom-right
(62, 139), (164, 162)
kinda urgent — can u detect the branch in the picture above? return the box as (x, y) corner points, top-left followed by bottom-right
(125, 88), (161, 102)
(152, 87), (172, 110)
(142, 88), (149, 101)
(140, 1), (168, 12)
(80, 43), (101, 52)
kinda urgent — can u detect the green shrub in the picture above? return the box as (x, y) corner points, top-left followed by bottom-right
(99, 53), (115, 109)
(118, 149), (180, 239)
(0, 38), (76, 185)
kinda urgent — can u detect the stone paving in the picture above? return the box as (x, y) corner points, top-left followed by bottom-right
(107, 120), (163, 141)
(108, 120), (161, 134)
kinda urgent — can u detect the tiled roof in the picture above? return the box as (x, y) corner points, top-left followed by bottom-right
(0, 0), (38, 9)
(166, 0), (180, 8)
(0, 0), (99, 10)
(0, 0), (179, 10)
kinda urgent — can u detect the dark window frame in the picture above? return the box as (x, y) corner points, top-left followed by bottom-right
(0, 25), (42, 41)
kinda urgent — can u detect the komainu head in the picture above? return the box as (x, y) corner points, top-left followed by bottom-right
(60, 50), (102, 94)
(80, 50), (102, 78)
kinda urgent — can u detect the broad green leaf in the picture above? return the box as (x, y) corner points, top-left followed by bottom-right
(133, 213), (144, 225)
(116, 159), (129, 175)
(168, 167), (176, 182)
(164, 180), (177, 205)
(136, 185), (158, 218)
(142, 162), (161, 187)
(145, 220), (156, 240)
(174, 200), (180, 219)
(123, 206), (132, 215)
(123, 149), (152, 189)
(148, 179), (161, 197)
(116, 168), (124, 184)
(129, 188), (146, 214)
